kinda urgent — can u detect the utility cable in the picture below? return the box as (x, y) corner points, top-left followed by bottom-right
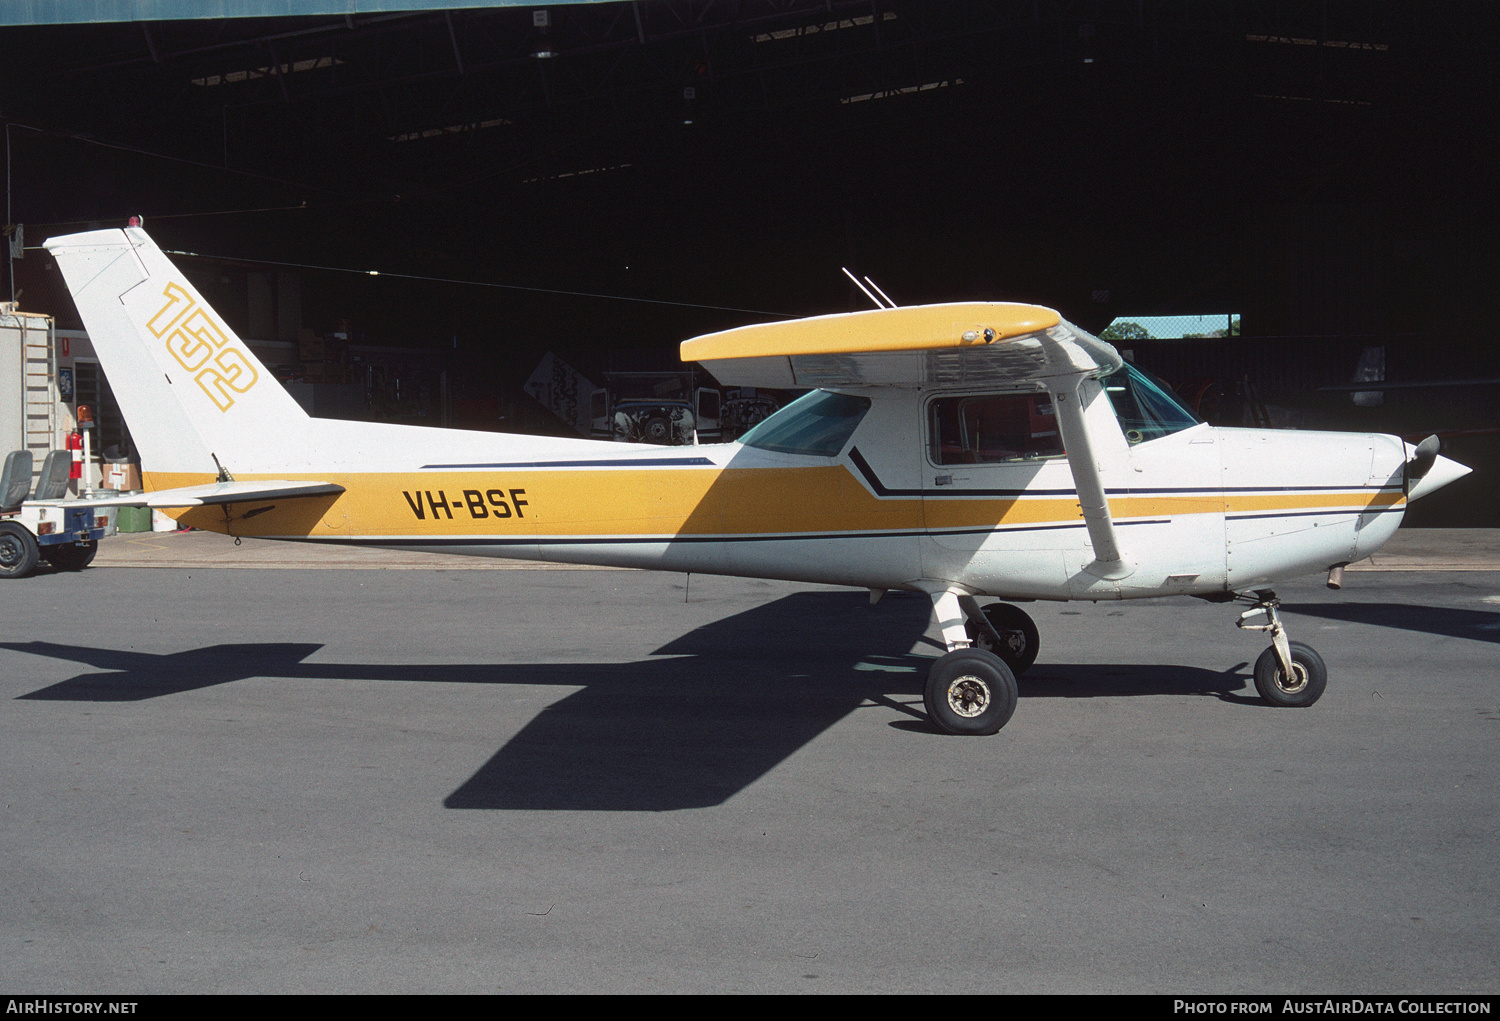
(3, 120), (344, 196)
(23, 202), (311, 229)
(162, 248), (798, 319)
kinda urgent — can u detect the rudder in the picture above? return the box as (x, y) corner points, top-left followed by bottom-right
(44, 227), (310, 478)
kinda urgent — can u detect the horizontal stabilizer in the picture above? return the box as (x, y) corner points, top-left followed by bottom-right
(55, 481), (344, 509)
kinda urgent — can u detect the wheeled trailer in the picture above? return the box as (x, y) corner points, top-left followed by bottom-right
(0, 448), (117, 579)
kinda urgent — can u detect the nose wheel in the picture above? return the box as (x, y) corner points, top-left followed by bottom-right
(1237, 591), (1328, 707)
(1253, 642), (1327, 706)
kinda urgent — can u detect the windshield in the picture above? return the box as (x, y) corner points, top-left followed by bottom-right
(1103, 364), (1201, 444)
(739, 389), (871, 457)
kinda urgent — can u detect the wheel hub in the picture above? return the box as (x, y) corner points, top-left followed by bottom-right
(0, 538), (21, 567)
(1276, 662), (1309, 695)
(946, 675), (991, 718)
(977, 627), (1026, 658)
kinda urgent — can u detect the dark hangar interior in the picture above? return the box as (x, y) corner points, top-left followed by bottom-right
(2, 0), (1496, 522)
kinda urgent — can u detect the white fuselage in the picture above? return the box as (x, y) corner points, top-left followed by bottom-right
(203, 382), (1413, 603)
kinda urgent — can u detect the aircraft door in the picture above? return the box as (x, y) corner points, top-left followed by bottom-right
(922, 391), (1079, 550)
(920, 391), (1079, 596)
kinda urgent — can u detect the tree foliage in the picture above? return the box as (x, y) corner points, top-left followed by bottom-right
(1100, 321), (1151, 341)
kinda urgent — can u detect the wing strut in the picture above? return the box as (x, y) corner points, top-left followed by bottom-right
(1050, 378), (1133, 580)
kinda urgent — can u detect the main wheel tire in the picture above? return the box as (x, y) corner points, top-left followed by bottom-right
(923, 648), (1018, 735)
(0, 522), (41, 580)
(964, 602), (1041, 676)
(1254, 642), (1327, 707)
(642, 416), (672, 444)
(43, 540), (97, 572)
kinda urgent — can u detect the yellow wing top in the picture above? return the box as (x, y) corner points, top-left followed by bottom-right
(680, 302), (1061, 361)
(681, 301), (1118, 389)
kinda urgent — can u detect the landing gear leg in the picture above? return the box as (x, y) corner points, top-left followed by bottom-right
(920, 588), (1018, 735)
(1236, 590), (1327, 707)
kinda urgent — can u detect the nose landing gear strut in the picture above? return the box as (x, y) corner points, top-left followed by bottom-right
(1236, 590), (1328, 707)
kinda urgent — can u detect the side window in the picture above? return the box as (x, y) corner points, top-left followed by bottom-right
(929, 393), (1065, 465)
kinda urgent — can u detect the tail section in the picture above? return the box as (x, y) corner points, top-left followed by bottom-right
(43, 227), (309, 477)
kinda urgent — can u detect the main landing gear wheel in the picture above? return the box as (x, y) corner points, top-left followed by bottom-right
(1254, 642), (1327, 708)
(0, 522), (40, 580)
(965, 602), (1040, 676)
(924, 648), (1018, 736)
(42, 540), (97, 572)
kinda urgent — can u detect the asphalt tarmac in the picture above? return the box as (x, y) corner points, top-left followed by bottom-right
(2, 567), (1497, 994)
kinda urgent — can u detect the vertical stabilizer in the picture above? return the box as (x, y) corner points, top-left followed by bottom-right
(43, 227), (310, 477)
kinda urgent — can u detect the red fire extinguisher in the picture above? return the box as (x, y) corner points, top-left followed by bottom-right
(66, 430), (83, 479)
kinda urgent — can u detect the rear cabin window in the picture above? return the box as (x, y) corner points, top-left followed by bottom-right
(929, 393), (1065, 465)
(739, 389), (872, 457)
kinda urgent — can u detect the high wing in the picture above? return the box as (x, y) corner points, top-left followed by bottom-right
(681, 301), (1122, 387)
(682, 301), (1132, 577)
(60, 480), (344, 509)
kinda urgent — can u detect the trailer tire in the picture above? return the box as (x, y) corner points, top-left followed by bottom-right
(43, 540), (97, 572)
(0, 522), (41, 580)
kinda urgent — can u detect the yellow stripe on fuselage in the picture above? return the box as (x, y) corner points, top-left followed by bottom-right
(1224, 490), (1405, 514)
(144, 467), (1404, 541)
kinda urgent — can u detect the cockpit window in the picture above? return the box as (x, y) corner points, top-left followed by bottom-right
(739, 389), (871, 457)
(1103, 364), (1201, 444)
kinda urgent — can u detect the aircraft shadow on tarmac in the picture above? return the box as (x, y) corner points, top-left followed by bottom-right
(1282, 601), (1500, 645)
(3, 591), (1250, 811)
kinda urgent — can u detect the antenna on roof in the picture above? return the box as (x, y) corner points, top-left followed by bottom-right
(863, 276), (897, 308)
(841, 266), (891, 309)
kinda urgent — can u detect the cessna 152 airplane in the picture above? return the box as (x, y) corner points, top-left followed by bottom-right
(40, 226), (1471, 736)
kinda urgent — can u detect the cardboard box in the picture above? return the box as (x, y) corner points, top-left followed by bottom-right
(101, 463), (142, 491)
